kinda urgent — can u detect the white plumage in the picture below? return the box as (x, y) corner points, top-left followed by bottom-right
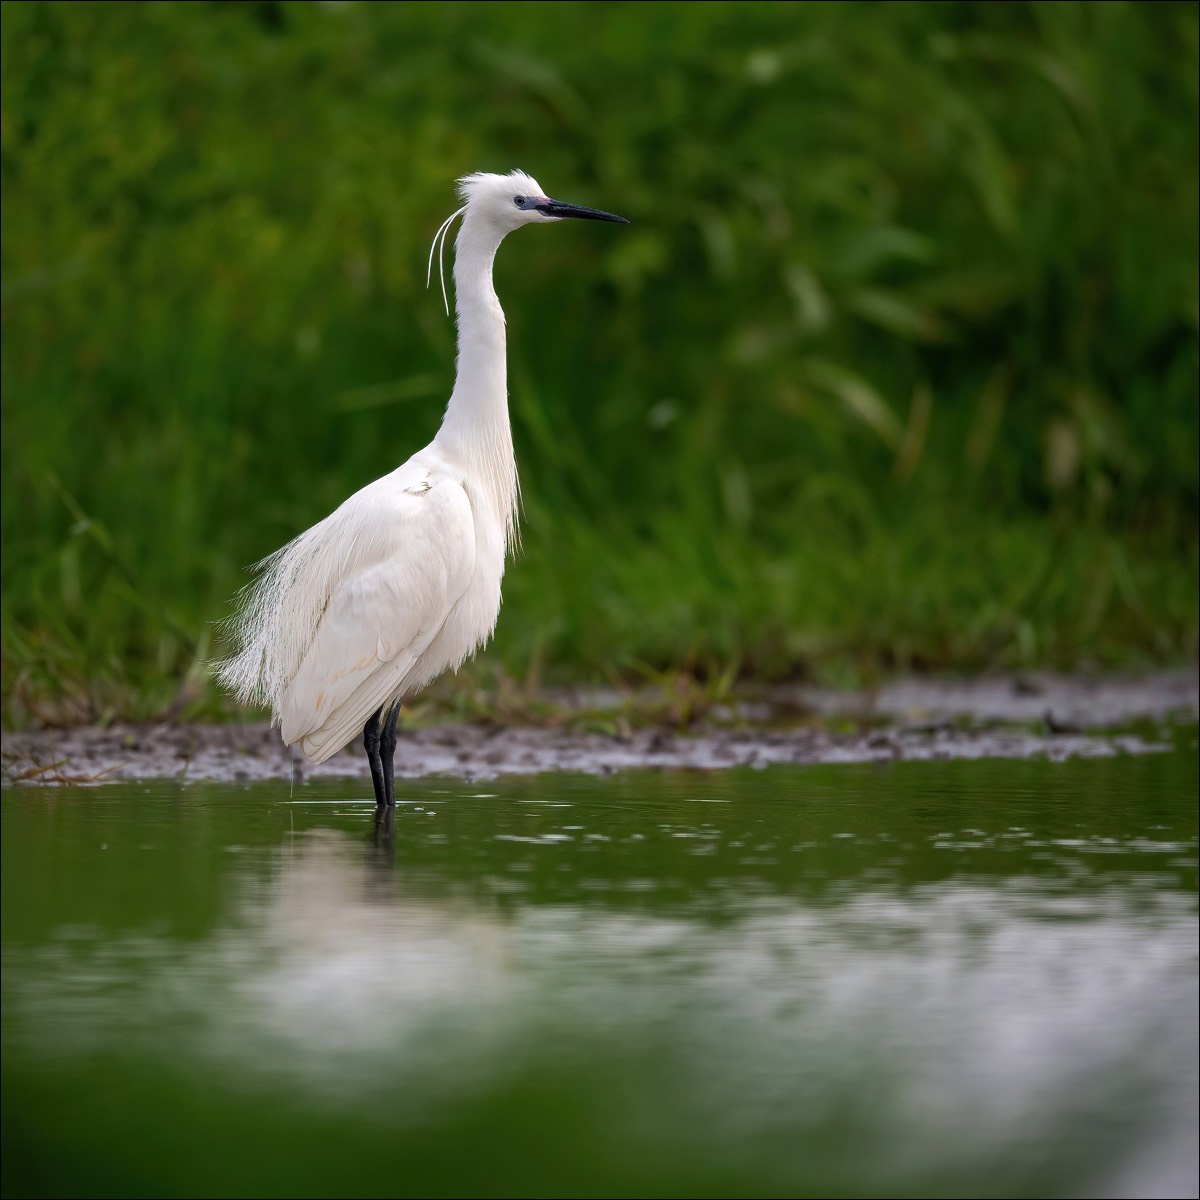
(218, 170), (626, 803)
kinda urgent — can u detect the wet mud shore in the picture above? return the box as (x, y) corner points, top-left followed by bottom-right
(3, 669), (1196, 786)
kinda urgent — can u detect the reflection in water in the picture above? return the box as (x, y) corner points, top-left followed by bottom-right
(371, 801), (395, 856)
(225, 830), (516, 1108)
(5, 822), (1196, 1192)
(3, 754), (1197, 1197)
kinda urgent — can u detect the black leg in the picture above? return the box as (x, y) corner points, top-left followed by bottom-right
(363, 706), (388, 807)
(380, 703), (400, 807)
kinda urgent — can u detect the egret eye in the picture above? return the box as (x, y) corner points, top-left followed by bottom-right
(513, 195), (526, 207)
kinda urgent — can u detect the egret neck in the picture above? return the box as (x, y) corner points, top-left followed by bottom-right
(435, 213), (519, 552)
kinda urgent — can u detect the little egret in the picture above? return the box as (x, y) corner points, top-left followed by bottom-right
(218, 170), (627, 806)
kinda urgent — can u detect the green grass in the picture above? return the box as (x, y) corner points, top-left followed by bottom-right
(2, 0), (1197, 727)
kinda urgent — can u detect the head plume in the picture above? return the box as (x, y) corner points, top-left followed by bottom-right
(456, 168), (543, 206)
(426, 170), (547, 317)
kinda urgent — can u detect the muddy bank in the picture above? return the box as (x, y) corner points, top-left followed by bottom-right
(3, 668), (1196, 786)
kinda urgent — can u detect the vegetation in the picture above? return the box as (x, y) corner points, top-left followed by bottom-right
(2, 0), (1197, 727)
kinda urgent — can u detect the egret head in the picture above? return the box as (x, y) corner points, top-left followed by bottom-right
(458, 169), (629, 233)
(428, 170), (627, 313)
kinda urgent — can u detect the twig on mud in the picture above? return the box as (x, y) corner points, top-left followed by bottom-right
(10, 759), (131, 785)
(10, 759), (70, 780)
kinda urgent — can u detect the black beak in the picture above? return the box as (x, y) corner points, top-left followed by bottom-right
(536, 198), (629, 224)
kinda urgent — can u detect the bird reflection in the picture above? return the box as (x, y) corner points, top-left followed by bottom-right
(264, 828), (508, 1001)
(370, 802), (396, 868)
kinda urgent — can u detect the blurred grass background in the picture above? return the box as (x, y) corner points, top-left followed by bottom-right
(1, 0), (1197, 728)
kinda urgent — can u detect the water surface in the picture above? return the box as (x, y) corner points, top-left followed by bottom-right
(4, 744), (1197, 1198)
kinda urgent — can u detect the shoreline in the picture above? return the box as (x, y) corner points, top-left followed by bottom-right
(3, 668), (1196, 786)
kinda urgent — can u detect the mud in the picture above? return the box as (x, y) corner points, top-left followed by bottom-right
(2, 668), (1196, 786)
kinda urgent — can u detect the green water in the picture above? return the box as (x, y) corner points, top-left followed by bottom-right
(3, 744), (1198, 1199)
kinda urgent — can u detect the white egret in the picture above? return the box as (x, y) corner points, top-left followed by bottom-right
(218, 170), (627, 806)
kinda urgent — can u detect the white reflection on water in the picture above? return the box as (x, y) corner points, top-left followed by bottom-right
(6, 827), (1198, 1194)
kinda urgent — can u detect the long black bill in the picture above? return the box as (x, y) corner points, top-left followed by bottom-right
(537, 198), (629, 223)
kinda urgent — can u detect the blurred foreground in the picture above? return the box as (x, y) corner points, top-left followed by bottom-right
(4, 750), (1197, 1198)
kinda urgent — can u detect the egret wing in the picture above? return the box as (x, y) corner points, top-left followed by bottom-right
(278, 475), (475, 762)
(298, 644), (418, 764)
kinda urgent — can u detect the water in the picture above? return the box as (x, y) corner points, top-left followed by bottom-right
(3, 743), (1197, 1198)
